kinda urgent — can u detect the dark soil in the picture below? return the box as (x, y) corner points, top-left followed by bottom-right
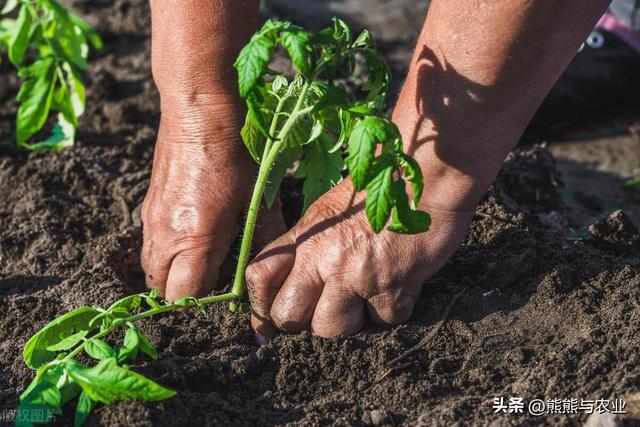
(1, 1), (639, 426)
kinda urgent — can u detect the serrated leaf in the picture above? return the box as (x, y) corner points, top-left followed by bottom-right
(24, 306), (101, 369)
(281, 25), (312, 77)
(365, 165), (394, 232)
(312, 85), (349, 112)
(8, 5), (29, 66)
(295, 134), (344, 211)
(84, 339), (116, 361)
(74, 390), (93, 427)
(66, 358), (176, 404)
(346, 116), (387, 190)
(46, 330), (87, 351)
(271, 74), (288, 93)
(234, 27), (277, 98)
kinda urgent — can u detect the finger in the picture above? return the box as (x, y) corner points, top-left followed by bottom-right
(366, 288), (419, 326)
(142, 243), (173, 296)
(164, 246), (221, 302)
(311, 281), (365, 338)
(269, 258), (324, 333)
(246, 230), (296, 341)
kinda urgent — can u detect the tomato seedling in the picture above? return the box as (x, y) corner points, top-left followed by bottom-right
(16, 18), (430, 426)
(0, 0), (101, 150)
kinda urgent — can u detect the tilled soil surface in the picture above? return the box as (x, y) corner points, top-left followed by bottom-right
(1, 1), (639, 426)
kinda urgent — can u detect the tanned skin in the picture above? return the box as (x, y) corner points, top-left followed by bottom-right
(144, 0), (610, 341)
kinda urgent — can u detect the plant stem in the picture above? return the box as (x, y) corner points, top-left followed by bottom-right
(230, 81), (311, 299)
(62, 292), (239, 363)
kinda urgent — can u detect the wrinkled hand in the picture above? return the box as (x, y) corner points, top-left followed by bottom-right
(141, 108), (287, 301)
(246, 178), (474, 339)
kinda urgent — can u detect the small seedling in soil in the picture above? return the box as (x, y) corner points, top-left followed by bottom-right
(16, 18), (429, 426)
(0, 0), (101, 150)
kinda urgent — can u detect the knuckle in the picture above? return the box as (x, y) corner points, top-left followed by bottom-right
(270, 308), (307, 333)
(245, 263), (267, 289)
(368, 291), (417, 325)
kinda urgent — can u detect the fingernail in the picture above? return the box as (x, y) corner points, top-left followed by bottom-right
(254, 331), (269, 345)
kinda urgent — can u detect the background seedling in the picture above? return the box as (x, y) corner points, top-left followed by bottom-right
(17, 17), (430, 425)
(0, 0), (101, 150)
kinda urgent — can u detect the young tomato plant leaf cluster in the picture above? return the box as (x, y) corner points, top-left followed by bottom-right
(17, 289), (233, 426)
(17, 17), (432, 427)
(235, 18), (430, 233)
(0, 0), (101, 150)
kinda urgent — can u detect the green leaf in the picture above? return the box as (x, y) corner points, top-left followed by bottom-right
(22, 113), (76, 151)
(365, 165), (394, 232)
(246, 91), (272, 139)
(241, 110), (266, 163)
(306, 119), (323, 144)
(312, 85), (349, 112)
(45, 330), (87, 351)
(74, 391), (93, 427)
(52, 83), (77, 126)
(399, 154), (424, 206)
(51, 11), (88, 69)
(64, 63), (86, 117)
(69, 13), (102, 50)
(353, 48), (391, 108)
(66, 358), (176, 404)
(352, 29), (375, 48)
(8, 5), (29, 66)
(281, 25), (312, 77)
(145, 289), (161, 308)
(332, 17), (352, 45)
(295, 134), (344, 211)
(108, 294), (142, 312)
(17, 380), (60, 427)
(16, 56), (57, 145)
(1, 0), (18, 14)
(116, 327), (140, 363)
(84, 339), (116, 361)
(348, 105), (377, 116)
(387, 180), (431, 234)
(24, 306), (101, 369)
(234, 22), (280, 98)
(137, 332), (158, 360)
(346, 117), (387, 190)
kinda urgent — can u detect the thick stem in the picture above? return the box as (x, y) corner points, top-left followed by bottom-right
(230, 81), (311, 299)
